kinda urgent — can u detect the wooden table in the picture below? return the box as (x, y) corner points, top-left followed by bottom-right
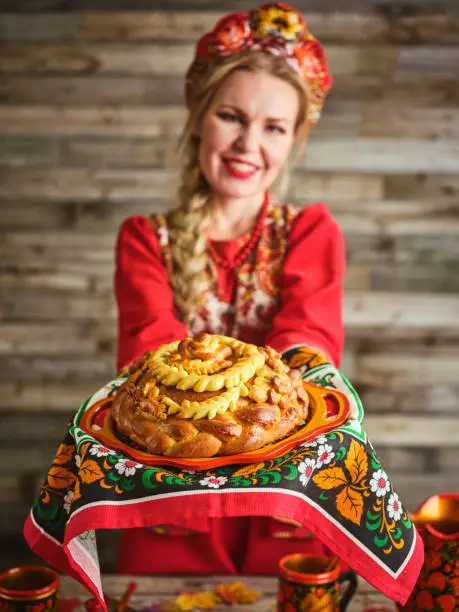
(60, 575), (396, 610)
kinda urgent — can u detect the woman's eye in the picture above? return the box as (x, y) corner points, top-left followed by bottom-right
(266, 124), (286, 134)
(217, 111), (242, 124)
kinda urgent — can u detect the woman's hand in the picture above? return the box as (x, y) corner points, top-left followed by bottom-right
(282, 345), (364, 426)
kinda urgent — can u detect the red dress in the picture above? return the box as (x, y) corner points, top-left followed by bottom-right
(114, 201), (346, 574)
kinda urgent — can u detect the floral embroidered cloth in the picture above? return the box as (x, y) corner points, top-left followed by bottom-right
(24, 368), (423, 610)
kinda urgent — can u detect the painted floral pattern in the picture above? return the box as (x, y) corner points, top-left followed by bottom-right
(387, 493), (403, 522)
(285, 346), (331, 375)
(154, 203), (299, 346)
(199, 476), (228, 489)
(277, 578), (340, 612)
(401, 528), (459, 612)
(63, 490), (74, 514)
(114, 458), (142, 477)
(89, 445), (116, 458)
(301, 434), (328, 448)
(0, 597), (56, 612)
(251, 3), (305, 41)
(370, 469), (391, 498)
(315, 443), (335, 468)
(28, 351), (419, 596)
(212, 14), (251, 54)
(298, 458), (316, 486)
(33, 423), (414, 576)
(195, 2), (331, 123)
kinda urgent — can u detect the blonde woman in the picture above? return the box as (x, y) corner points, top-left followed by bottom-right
(115, 3), (346, 574)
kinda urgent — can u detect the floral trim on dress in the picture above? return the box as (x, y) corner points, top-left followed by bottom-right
(282, 346), (366, 442)
(151, 203), (300, 344)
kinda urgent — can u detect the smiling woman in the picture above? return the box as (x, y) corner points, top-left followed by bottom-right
(115, 24), (336, 366)
(113, 1), (348, 577)
(198, 69), (300, 220)
(162, 47), (313, 323)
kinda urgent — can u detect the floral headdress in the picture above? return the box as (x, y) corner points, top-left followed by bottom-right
(186, 2), (332, 124)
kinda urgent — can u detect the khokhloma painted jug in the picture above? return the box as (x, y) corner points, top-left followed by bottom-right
(398, 494), (459, 612)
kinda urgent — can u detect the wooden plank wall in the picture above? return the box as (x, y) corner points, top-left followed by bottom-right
(1, 0), (459, 571)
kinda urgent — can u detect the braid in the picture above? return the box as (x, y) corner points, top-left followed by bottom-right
(165, 50), (310, 327)
(166, 136), (214, 326)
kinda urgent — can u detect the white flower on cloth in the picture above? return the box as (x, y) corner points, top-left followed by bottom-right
(370, 469), (391, 497)
(63, 490), (74, 514)
(301, 434), (328, 448)
(315, 444), (335, 468)
(89, 444), (116, 458)
(199, 476), (228, 489)
(75, 454), (81, 468)
(114, 458), (142, 477)
(387, 492), (403, 521)
(298, 458), (316, 487)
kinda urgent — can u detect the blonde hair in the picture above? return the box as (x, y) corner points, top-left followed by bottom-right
(166, 50), (310, 326)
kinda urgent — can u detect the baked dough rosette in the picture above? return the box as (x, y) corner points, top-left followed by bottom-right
(111, 333), (309, 458)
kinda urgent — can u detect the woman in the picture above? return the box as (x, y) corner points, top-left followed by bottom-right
(115, 3), (344, 574)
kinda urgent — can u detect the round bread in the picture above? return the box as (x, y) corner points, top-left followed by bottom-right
(111, 333), (309, 458)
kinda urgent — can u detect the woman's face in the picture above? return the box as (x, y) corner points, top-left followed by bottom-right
(197, 69), (300, 202)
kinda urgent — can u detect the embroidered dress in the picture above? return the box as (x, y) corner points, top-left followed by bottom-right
(115, 201), (345, 370)
(113, 200), (349, 575)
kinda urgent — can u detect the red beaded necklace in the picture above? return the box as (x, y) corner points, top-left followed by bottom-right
(207, 194), (269, 270)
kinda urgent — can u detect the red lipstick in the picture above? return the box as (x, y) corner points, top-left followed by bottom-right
(222, 157), (260, 180)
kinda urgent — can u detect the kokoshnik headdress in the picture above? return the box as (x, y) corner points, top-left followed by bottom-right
(186, 2), (332, 124)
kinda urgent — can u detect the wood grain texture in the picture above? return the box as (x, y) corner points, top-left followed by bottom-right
(1, 0), (459, 12)
(0, 167), (387, 201)
(3, 133), (459, 174)
(360, 386), (459, 414)
(13, 42), (459, 79)
(58, 574), (393, 611)
(0, 322), (116, 355)
(0, 104), (186, 137)
(0, 74), (185, 105)
(2, 12), (459, 45)
(345, 292), (459, 334)
(2, 74), (459, 106)
(0, 42), (196, 76)
(355, 348), (459, 386)
(2, 237), (459, 292)
(0, 411), (78, 441)
(3, 260), (410, 294)
(0, 136), (60, 167)
(365, 416), (459, 446)
(3, 102), (459, 141)
(360, 106), (459, 138)
(2, 284), (457, 335)
(0, 380), (101, 411)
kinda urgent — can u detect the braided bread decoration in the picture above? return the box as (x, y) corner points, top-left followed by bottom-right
(111, 333), (309, 458)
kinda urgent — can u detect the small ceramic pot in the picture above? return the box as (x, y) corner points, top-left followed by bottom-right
(277, 553), (357, 611)
(0, 566), (59, 612)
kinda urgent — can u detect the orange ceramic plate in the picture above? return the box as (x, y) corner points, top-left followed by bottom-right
(79, 382), (351, 470)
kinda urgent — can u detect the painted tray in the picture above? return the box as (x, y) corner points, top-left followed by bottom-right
(79, 381), (351, 470)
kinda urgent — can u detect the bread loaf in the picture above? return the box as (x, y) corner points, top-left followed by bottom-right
(111, 333), (309, 458)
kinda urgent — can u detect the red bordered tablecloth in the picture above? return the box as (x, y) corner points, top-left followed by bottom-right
(24, 369), (423, 609)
